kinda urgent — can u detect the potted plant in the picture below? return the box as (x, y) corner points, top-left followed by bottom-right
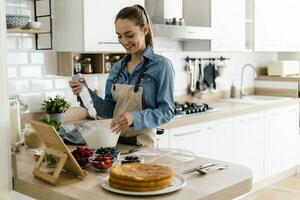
(41, 95), (71, 123)
(40, 115), (62, 131)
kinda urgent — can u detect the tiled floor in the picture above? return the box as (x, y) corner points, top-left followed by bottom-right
(242, 174), (300, 200)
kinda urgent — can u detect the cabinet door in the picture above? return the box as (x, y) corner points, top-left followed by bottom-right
(233, 112), (265, 182)
(156, 129), (170, 149)
(211, 0), (246, 51)
(170, 118), (233, 161)
(206, 118), (234, 162)
(280, 0), (300, 51)
(264, 108), (284, 177)
(281, 105), (299, 169)
(84, 0), (144, 51)
(170, 123), (211, 157)
(255, 0), (300, 51)
(254, 0), (282, 51)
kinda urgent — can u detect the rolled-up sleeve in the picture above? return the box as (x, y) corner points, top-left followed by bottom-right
(132, 58), (175, 130)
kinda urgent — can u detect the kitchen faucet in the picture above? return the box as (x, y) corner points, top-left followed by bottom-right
(240, 64), (257, 99)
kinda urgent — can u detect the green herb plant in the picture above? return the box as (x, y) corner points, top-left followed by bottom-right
(40, 115), (62, 131)
(41, 95), (71, 114)
(45, 154), (57, 167)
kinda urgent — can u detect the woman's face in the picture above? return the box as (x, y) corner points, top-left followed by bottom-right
(115, 19), (148, 54)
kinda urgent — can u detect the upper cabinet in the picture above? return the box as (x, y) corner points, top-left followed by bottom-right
(255, 0), (300, 51)
(145, 0), (213, 49)
(211, 0), (247, 51)
(146, 0), (249, 52)
(55, 0), (144, 52)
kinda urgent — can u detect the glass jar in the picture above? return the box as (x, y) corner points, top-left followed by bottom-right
(24, 123), (42, 149)
(82, 58), (93, 74)
(73, 56), (82, 74)
(111, 55), (121, 67)
(104, 55), (112, 73)
(9, 95), (21, 145)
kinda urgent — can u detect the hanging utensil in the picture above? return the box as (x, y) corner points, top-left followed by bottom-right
(187, 59), (196, 95)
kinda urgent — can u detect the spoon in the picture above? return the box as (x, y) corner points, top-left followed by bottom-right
(197, 165), (228, 175)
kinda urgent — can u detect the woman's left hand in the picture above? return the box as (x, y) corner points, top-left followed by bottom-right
(111, 112), (134, 134)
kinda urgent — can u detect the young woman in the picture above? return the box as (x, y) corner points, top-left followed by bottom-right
(69, 5), (175, 148)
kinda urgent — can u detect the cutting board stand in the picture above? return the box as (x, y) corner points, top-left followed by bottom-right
(31, 121), (88, 186)
(33, 147), (83, 186)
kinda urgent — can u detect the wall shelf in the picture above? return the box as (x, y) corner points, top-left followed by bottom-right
(7, 28), (50, 34)
(57, 52), (125, 76)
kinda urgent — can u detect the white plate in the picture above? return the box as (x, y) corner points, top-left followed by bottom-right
(101, 174), (186, 196)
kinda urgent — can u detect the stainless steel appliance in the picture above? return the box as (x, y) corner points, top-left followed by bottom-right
(174, 101), (213, 118)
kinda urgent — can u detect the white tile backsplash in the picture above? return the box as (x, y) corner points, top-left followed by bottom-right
(20, 66), (42, 78)
(7, 67), (18, 78)
(30, 52), (44, 64)
(7, 37), (16, 49)
(19, 93), (45, 112)
(21, 37), (34, 49)
(8, 80), (30, 94)
(54, 78), (70, 89)
(7, 52), (28, 64)
(31, 79), (53, 91)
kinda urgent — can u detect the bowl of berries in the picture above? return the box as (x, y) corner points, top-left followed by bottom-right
(71, 146), (93, 168)
(95, 147), (119, 160)
(89, 155), (114, 172)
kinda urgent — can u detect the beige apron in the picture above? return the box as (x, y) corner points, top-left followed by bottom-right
(111, 84), (156, 148)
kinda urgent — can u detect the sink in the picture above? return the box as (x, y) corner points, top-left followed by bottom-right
(219, 95), (291, 105)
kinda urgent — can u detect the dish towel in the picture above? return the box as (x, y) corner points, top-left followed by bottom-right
(203, 63), (219, 89)
(58, 124), (86, 145)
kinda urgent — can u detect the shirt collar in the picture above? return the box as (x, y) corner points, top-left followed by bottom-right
(121, 45), (154, 67)
(142, 45), (155, 61)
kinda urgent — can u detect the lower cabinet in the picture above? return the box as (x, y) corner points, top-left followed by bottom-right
(233, 112), (265, 182)
(156, 129), (170, 149)
(170, 118), (234, 162)
(165, 104), (300, 182)
(264, 104), (299, 177)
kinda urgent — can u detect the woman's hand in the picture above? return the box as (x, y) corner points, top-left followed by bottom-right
(111, 112), (134, 134)
(69, 77), (88, 95)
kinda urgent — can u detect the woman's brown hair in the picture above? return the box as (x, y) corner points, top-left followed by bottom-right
(115, 4), (153, 48)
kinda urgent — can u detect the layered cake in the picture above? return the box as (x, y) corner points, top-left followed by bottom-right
(109, 163), (174, 191)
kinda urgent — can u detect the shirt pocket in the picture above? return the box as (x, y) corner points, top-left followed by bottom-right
(140, 77), (156, 107)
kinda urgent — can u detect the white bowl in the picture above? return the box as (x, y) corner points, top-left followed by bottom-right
(78, 119), (119, 149)
(27, 21), (42, 30)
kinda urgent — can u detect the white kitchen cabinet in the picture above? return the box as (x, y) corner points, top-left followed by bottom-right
(254, 0), (300, 51)
(211, 0), (246, 51)
(156, 129), (170, 149)
(264, 104), (299, 177)
(170, 118), (233, 162)
(55, 0), (144, 52)
(233, 112), (265, 182)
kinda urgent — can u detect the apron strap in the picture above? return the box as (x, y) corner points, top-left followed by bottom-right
(112, 56), (149, 93)
(134, 59), (148, 93)
(113, 55), (130, 91)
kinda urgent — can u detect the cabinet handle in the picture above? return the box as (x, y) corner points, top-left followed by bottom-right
(98, 42), (119, 45)
(174, 129), (203, 137)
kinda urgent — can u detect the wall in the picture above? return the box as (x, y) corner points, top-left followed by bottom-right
(154, 39), (277, 96)
(0, 0), (11, 199)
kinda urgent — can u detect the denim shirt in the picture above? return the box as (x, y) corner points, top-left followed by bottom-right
(82, 46), (175, 131)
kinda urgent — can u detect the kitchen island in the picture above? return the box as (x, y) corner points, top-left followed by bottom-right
(13, 145), (252, 200)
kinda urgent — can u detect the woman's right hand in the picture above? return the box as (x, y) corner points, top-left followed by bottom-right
(69, 77), (88, 96)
